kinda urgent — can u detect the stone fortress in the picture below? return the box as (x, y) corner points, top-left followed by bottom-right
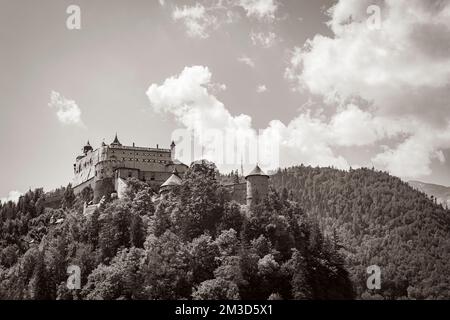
(73, 134), (188, 203)
(73, 134), (269, 207)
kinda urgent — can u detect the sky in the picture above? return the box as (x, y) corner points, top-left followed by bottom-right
(0, 0), (450, 202)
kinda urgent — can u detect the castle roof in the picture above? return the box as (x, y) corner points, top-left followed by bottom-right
(245, 165), (269, 179)
(161, 172), (182, 188)
(111, 134), (122, 146)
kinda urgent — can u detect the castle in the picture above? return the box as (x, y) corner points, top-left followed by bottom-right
(73, 134), (269, 207)
(73, 134), (188, 202)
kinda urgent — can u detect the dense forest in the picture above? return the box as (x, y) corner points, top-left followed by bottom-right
(270, 166), (450, 299)
(0, 161), (354, 300)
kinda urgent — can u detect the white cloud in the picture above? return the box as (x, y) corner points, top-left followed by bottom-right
(159, 0), (165, 6)
(250, 31), (277, 48)
(256, 84), (267, 93)
(1, 190), (22, 204)
(238, 0), (278, 21)
(48, 91), (83, 126)
(285, 0), (450, 178)
(172, 3), (218, 39)
(146, 66), (357, 172)
(237, 55), (255, 68)
(146, 66), (252, 137)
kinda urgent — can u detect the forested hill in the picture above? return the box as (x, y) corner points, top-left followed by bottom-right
(0, 162), (355, 300)
(270, 166), (450, 299)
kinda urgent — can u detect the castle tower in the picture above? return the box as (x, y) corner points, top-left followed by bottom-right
(245, 164), (269, 206)
(159, 168), (182, 195)
(83, 141), (93, 155)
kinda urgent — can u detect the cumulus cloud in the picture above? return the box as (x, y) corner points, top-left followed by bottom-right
(146, 66), (358, 172)
(285, 0), (450, 179)
(146, 66), (261, 168)
(172, 3), (218, 39)
(237, 55), (255, 68)
(1, 190), (22, 204)
(256, 84), (267, 93)
(146, 66), (253, 139)
(48, 91), (83, 126)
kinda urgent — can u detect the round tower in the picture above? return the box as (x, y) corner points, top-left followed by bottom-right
(245, 165), (269, 206)
(159, 168), (182, 195)
(93, 160), (115, 203)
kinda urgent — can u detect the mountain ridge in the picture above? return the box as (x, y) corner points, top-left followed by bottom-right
(408, 180), (450, 207)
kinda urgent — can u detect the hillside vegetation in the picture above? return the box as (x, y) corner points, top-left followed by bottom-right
(270, 166), (450, 299)
(0, 162), (353, 300)
(1, 163), (448, 299)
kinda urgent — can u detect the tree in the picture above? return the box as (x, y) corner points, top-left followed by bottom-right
(142, 231), (192, 299)
(192, 278), (240, 300)
(130, 214), (145, 248)
(169, 161), (226, 240)
(131, 188), (154, 216)
(29, 251), (51, 300)
(82, 248), (145, 300)
(62, 184), (76, 209)
(189, 234), (219, 284)
(80, 186), (94, 204)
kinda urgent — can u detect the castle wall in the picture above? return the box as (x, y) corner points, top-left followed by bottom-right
(224, 183), (247, 205)
(93, 177), (115, 203)
(107, 146), (172, 172)
(73, 178), (95, 195)
(73, 149), (100, 187)
(115, 177), (128, 199)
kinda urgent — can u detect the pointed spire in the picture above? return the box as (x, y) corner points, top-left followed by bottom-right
(111, 133), (122, 146)
(245, 164), (269, 179)
(171, 140), (176, 148)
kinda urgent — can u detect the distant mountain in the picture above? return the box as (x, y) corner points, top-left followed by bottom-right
(408, 180), (450, 207)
